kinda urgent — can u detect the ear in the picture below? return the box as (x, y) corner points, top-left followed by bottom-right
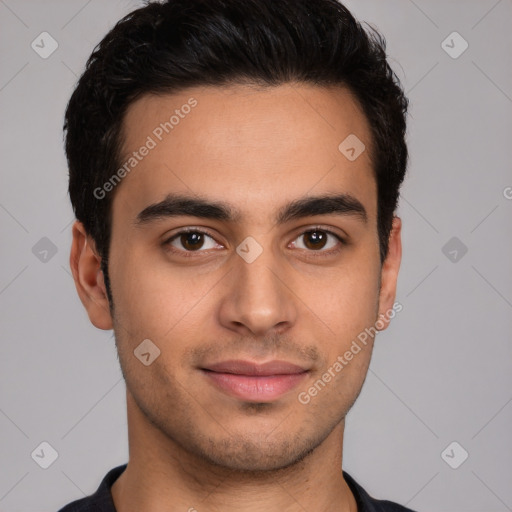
(376, 216), (402, 331)
(69, 221), (113, 330)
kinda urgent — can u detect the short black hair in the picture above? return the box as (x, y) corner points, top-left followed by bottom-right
(64, 0), (408, 304)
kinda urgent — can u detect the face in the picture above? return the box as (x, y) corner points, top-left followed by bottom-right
(72, 83), (401, 472)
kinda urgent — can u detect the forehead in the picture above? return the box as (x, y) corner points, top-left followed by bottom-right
(114, 83), (376, 226)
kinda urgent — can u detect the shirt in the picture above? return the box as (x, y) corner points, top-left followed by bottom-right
(57, 464), (417, 512)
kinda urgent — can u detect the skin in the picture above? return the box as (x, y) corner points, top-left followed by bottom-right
(70, 83), (402, 512)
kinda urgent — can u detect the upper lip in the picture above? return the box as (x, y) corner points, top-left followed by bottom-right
(202, 359), (308, 376)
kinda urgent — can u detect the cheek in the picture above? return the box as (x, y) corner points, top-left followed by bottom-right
(305, 261), (380, 340)
(109, 247), (222, 342)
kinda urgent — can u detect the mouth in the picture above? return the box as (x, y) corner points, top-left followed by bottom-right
(200, 359), (309, 402)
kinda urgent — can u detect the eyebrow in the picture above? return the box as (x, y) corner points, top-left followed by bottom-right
(134, 192), (368, 227)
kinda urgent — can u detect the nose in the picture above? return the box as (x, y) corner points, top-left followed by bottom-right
(217, 243), (298, 338)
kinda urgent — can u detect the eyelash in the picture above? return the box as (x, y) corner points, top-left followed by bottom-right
(162, 226), (346, 259)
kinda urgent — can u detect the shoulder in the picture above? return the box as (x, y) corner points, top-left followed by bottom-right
(343, 471), (418, 512)
(56, 464), (127, 512)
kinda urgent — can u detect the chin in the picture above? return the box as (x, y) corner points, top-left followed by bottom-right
(190, 430), (322, 474)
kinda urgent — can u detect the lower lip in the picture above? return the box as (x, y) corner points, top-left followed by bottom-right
(202, 370), (308, 402)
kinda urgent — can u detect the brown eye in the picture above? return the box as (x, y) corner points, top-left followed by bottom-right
(290, 228), (344, 255)
(164, 230), (219, 253)
(302, 230), (328, 250)
(180, 232), (205, 251)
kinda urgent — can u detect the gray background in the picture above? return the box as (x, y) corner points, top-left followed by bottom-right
(0, 0), (511, 510)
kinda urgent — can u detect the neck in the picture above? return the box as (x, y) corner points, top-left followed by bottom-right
(111, 391), (357, 512)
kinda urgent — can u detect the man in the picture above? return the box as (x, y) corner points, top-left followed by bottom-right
(61, 0), (413, 510)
